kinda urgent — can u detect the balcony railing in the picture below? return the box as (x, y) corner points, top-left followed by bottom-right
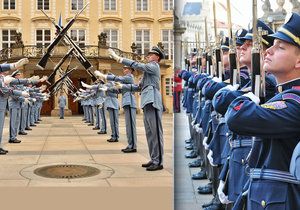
(0, 45), (144, 62)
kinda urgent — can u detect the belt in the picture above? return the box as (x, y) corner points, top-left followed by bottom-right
(188, 88), (194, 91)
(231, 139), (252, 148)
(250, 168), (300, 184)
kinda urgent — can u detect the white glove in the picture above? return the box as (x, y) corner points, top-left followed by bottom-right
(114, 82), (123, 89)
(24, 98), (30, 104)
(218, 180), (231, 204)
(39, 75), (48, 82)
(73, 97), (80, 102)
(32, 98), (36, 102)
(43, 97), (49, 101)
(108, 48), (123, 63)
(79, 88), (86, 92)
(21, 91), (30, 97)
(10, 58), (29, 70)
(195, 124), (202, 133)
(224, 84), (239, 91)
(243, 92), (260, 105)
(99, 85), (108, 92)
(3, 75), (14, 85)
(98, 103), (103, 109)
(94, 70), (107, 81)
(81, 81), (93, 89)
(202, 136), (209, 150)
(29, 75), (40, 82)
(207, 150), (217, 166)
(40, 85), (47, 92)
(191, 120), (195, 126)
(212, 77), (222, 83)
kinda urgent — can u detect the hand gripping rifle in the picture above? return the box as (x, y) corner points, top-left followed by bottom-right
(251, 0), (266, 103)
(37, 3), (89, 69)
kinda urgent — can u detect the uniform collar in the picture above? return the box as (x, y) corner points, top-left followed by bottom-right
(276, 77), (300, 93)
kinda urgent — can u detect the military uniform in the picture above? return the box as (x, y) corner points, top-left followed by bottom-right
(107, 70), (137, 151)
(225, 13), (300, 210)
(58, 95), (67, 119)
(118, 46), (164, 170)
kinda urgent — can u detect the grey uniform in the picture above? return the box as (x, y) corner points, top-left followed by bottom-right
(107, 73), (137, 149)
(105, 82), (119, 140)
(58, 95), (67, 118)
(121, 59), (164, 166)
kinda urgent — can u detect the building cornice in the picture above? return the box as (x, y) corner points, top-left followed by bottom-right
(0, 15), (21, 22)
(98, 17), (122, 22)
(31, 16), (54, 22)
(158, 16), (173, 22)
(66, 16), (89, 22)
(131, 17), (154, 22)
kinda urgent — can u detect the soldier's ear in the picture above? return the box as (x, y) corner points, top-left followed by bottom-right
(295, 57), (300, 69)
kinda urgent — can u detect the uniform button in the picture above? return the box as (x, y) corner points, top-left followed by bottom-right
(241, 159), (244, 164)
(226, 132), (229, 137)
(261, 200), (266, 208)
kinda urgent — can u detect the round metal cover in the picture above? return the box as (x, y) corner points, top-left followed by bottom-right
(33, 164), (101, 179)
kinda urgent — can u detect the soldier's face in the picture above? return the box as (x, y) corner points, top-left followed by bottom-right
(123, 68), (131, 75)
(264, 39), (300, 76)
(146, 53), (159, 62)
(240, 40), (252, 67)
(222, 51), (229, 69)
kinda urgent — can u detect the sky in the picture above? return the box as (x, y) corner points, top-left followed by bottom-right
(176, 0), (293, 28)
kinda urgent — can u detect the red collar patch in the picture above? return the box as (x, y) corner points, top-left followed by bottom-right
(233, 102), (244, 111)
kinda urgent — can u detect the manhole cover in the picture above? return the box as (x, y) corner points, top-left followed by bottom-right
(33, 164), (100, 179)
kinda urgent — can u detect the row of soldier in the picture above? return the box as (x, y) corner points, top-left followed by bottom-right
(179, 13), (300, 210)
(0, 58), (49, 154)
(70, 46), (165, 171)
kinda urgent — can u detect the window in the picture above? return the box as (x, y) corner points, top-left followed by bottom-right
(3, 0), (15, 10)
(103, 29), (118, 48)
(161, 29), (173, 59)
(135, 30), (150, 55)
(70, 29), (85, 48)
(165, 78), (173, 96)
(71, 0), (83, 10)
(136, 0), (148, 11)
(36, 29), (51, 48)
(37, 0), (49, 10)
(1, 29), (16, 49)
(163, 0), (173, 11)
(104, 0), (116, 11)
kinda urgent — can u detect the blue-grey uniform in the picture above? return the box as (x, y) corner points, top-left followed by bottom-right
(226, 13), (300, 210)
(107, 71), (137, 149)
(105, 81), (119, 141)
(58, 95), (67, 119)
(120, 46), (164, 169)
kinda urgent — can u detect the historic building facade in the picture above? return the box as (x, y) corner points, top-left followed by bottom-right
(0, 0), (173, 114)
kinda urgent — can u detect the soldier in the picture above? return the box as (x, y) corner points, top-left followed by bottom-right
(95, 65), (137, 152)
(58, 91), (66, 119)
(0, 58), (29, 152)
(225, 13), (300, 209)
(108, 46), (164, 171)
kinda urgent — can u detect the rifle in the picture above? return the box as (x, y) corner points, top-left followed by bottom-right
(47, 67), (77, 93)
(39, 8), (97, 82)
(37, 3), (89, 69)
(251, 0), (266, 103)
(213, 0), (222, 79)
(204, 18), (212, 76)
(226, 0), (239, 85)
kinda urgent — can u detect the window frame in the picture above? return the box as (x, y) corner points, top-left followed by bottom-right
(71, 0), (84, 11)
(161, 29), (173, 60)
(35, 29), (51, 48)
(3, 0), (16, 10)
(70, 29), (86, 48)
(135, 29), (151, 55)
(162, 0), (173, 11)
(104, 0), (117, 11)
(37, 0), (50, 10)
(1, 29), (17, 49)
(103, 29), (119, 48)
(136, 0), (148, 11)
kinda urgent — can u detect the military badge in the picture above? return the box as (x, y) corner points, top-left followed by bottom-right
(261, 101), (287, 110)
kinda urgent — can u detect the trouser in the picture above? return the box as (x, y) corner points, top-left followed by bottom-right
(124, 106), (137, 149)
(30, 105), (35, 125)
(173, 91), (181, 113)
(0, 108), (6, 145)
(143, 104), (164, 166)
(107, 107), (119, 140)
(59, 107), (64, 118)
(19, 104), (28, 132)
(26, 105), (31, 128)
(99, 106), (106, 132)
(88, 105), (94, 124)
(95, 105), (100, 128)
(9, 107), (21, 140)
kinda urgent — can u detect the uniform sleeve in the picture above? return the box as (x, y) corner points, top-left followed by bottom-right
(212, 89), (243, 115)
(225, 94), (300, 138)
(121, 84), (140, 92)
(202, 80), (226, 100)
(122, 59), (158, 75)
(107, 74), (134, 84)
